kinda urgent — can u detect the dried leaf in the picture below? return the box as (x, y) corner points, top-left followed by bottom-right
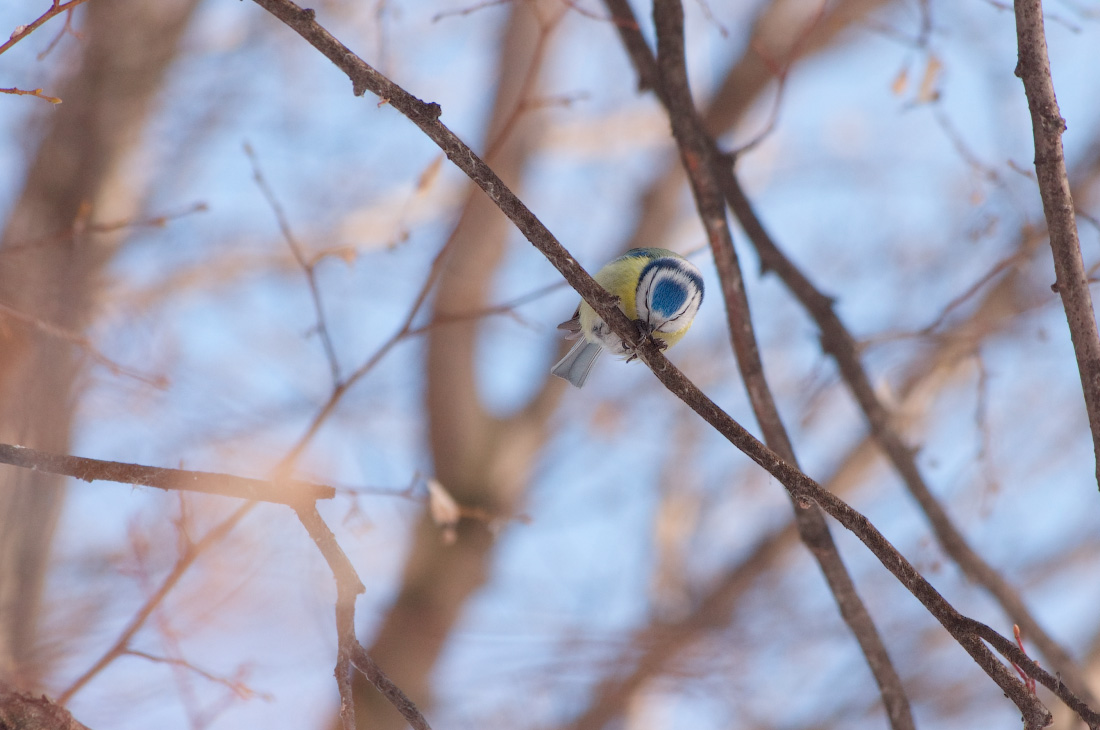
(312, 245), (358, 267)
(416, 154), (444, 193)
(917, 54), (942, 104)
(427, 478), (460, 544)
(891, 65), (909, 96)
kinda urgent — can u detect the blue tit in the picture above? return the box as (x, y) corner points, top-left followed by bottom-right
(551, 247), (704, 388)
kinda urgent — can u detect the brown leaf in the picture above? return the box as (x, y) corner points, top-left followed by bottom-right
(427, 478), (460, 545)
(891, 64), (908, 96)
(416, 154), (445, 194)
(917, 55), (942, 104)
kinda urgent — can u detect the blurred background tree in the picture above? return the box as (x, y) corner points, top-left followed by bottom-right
(0, 0), (1099, 729)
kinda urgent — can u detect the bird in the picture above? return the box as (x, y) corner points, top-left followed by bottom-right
(551, 247), (704, 388)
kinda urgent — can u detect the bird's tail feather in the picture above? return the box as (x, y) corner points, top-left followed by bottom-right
(550, 340), (603, 388)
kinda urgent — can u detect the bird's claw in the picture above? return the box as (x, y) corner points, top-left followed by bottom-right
(624, 320), (666, 361)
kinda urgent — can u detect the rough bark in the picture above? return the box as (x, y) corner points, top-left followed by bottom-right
(0, 684), (91, 730)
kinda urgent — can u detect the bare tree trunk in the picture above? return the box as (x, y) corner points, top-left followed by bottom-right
(0, 0), (200, 689)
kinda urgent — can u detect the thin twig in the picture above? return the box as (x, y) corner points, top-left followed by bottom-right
(272, 229), (458, 475)
(0, 86), (61, 103)
(349, 644), (432, 730)
(57, 502), (255, 705)
(0, 301), (168, 388)
(0, 0), (92, 57)
(294, 504), (366, 730)
(122, 649), (272, 701)
(244, 143), (342, 386)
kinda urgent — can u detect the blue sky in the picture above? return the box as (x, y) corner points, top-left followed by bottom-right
(3, 0), (1100, 728)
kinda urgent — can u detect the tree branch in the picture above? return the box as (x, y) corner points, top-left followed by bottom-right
(294, 503), (432, 730)
(1013, 0), (1100, 490)
(249, 0), (624, 349)
(57, 502), (255, 705)
(0, 0), (92, 58)
(0, 443), (334, 505)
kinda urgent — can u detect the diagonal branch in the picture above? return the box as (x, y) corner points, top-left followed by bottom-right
(249, 0), (629, 433)
(57, 501), (255, 705)
(1013, 0), (1100, 491)
(0, 0), (92, 57)
(244, 143), (342, 386)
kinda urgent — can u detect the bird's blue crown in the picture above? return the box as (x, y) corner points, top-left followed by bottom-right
(638, 258), (703, 311)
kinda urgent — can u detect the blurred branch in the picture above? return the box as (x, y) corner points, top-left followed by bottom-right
(1013, 0), (1100, 491)
(0, 0), (91, 57)
(121, 649), (271, 701)
(244, 143), (342, 386)
(272, 233), (452, 475)
(867, 245), (1033, 344)
(565, 522), (797, 730)
(0, 443), (335, 504)
(0, 0), (202, 686)
(2, 202), (208, 258)
(57, 501), (255, 705)
(406, 279), (564, 336)
(0, 301), (167, 388)
(34, 1), (81, 61)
